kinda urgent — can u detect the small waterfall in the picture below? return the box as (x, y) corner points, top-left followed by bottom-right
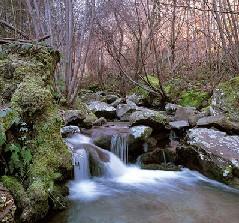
(110, 134), (129, 163)
(72, 149), (90, 181)
(104, 151), (127, 177)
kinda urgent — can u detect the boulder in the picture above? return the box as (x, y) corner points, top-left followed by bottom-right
(111, 98), (125, 108)
(129, 125), (153, 141)
(74, 144), (110, 176)
(177, 128), (239, 186)
(88, 101), (116, 120)
(116, 102), (138, 121)
(103, 94), (119, 104)
(169, 120), (189, 130)
(126, 93), (145, 106)
(129, 108), (168, 129)
(174, 106), (206, 126)
(165, 103), (181, 115)
(197, 115), (239, 134)
(211, 77), (239, 122)
(61, 126), (80, 138)
(138, 148), (176, 167)
(93, 117), (107, 127)
(0, 184), (16, 223)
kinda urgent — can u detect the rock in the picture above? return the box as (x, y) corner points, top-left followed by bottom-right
(169, 120), (189, 130)
(111, 98), (125, 108)
(63, 110), (85, 125)
(165, 103), (181, 115)
(177, 128), (239, 186)
(129, 108), (168, 129)
(138, 148), (176, 166)
(174, 106), (206, 126)
(103, 94), (119, 104)
(93, 117), (107, 126)
(129, 125), (153, 141)
(211, 77), (239, 122)
(141, 163), (180, 171)
(88, 101), (116, 120)
(0, 184), (16, 223)
(61, 126), (80, 138)
(74, 144), (110, 176)
(116, 101), (138, 121)
(197, 115), (239, 134)
(126, 93), (145, 106)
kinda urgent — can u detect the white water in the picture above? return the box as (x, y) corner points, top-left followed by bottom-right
(110, 134), (129, 163)
(72, 149), (90, 181)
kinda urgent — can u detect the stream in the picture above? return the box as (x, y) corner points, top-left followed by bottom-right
(46, 131), (239, 223)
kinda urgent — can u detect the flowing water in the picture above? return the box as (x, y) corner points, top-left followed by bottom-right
(110, 133), (129, 164)
(47, 130), (239, 223)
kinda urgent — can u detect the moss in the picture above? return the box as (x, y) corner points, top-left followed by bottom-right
(154, 112), (168, 125)
(1, 176), (30, 209)
(11, 76), (52, 116)
(30, 107), (71, 183)
(0, 124), (6, 146)
(213, 77), (239, 121)
(26, 179), (49, 220)
(0, 108), (19, 130)
(179, 90), (210, 109)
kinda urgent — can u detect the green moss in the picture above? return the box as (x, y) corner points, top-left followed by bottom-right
(179, 90), (210, 109)
(154, 112), (168, 125)
(143, 74), (160, 88)
(30, 107), (71, 184)
(11, 76), (52, 116)
(1, 176), (30, 209)
(214, 77), (239, 121)
(0, 124), (6, 146)
(0, 108), (19, 130)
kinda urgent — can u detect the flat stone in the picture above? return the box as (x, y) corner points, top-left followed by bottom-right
(88, 101), (116, 119)
(169, 120), (189, 130)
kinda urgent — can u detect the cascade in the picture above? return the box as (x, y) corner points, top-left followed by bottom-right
(72, 149), (90, 181)
(110, 133), (129, 163)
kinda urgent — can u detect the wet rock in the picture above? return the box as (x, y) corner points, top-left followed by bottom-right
(75, 144), (110, 176)
(141, 163), (180, 171)
(88, 101), (116, 120)
(138, 148), (176, 166)
(0, 184), (16, 223)
(129, 125), (153, 141)
(169, 120), (189, 130)
(93, 117), (107, 126)
(61, 126), (80, 138)
(129, 108), (168, 129)
(177, 128), (239, 186)
(211, 77), (239, 122)
(116, 102), (138, 121)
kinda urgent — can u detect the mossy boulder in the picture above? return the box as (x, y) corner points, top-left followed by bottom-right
(1, 176), (30, 211)
(129, 108), (168, 129)
(63, 99), (97, 128)
(11, 76), (52, 116)
(0, 43), (71, 222)
(211, 77), (239, 121)
(178, 90), (210, 109)
(164, 78), (210, 109)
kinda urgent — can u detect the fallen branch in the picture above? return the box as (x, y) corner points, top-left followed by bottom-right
(0, 35), (51, 44)
(0, 19), (29, 39)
